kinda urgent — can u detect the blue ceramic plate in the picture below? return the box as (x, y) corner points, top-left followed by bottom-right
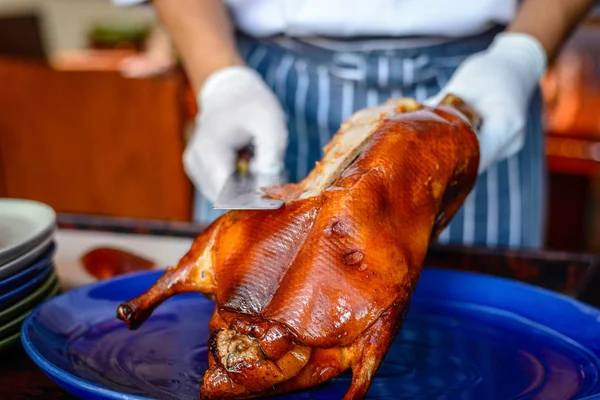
(0, 242), (55, 295)
(22, 268), (600, 400)
(0, 261), (53, 309)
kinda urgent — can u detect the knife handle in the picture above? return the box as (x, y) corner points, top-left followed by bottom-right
(236, 145), (254, 175)
(438, 94), (482, 131)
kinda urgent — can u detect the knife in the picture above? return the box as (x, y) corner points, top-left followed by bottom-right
(213, 147), (287, 210)
(214, 95), (478, 211)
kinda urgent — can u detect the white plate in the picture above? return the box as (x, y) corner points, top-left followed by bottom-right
(53, 229), (193, 290)
(0, 199), (56, 266)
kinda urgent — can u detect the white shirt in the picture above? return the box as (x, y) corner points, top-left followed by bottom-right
(114, 0), (517, 39)
(225, 0), (516, 38)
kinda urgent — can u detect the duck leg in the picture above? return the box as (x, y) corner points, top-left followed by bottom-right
(342, 301), (409, 400)
(116, 222), (221, 330)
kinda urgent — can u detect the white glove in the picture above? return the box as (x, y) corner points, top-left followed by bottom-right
(183, 66), (288, 202)
(426, 32), (547, 174)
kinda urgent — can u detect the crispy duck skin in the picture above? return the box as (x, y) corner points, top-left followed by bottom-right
(116, 95), (480, 399)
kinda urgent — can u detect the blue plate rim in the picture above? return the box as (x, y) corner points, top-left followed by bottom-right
(0, 242), (55, 293)
(21, 271), (158, 400)
(0, 262), (54, 307)
(21, 296), (149, 400)
(0, 235), (54, 280)
(20, 268), (600, 400)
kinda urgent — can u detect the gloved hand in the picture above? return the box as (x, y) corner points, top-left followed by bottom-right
(425, 32), (547, 174)
(183, 66), (288, 202)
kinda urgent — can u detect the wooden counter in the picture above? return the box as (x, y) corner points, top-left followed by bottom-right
(0, 56), (193, 221)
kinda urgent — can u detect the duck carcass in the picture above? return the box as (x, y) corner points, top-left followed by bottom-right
(116, 95), (480, 399)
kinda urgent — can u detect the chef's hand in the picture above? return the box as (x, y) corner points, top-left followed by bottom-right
(426, 32), (547, 174)
(183, 66), (288, 202)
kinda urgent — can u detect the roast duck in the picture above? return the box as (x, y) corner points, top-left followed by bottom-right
(117, 95), (480, 399)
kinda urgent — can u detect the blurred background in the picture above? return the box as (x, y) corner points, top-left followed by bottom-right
(2, 0), (600, 257)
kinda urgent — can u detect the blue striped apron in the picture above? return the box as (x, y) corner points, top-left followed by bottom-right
(193, 26), (546, 249)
